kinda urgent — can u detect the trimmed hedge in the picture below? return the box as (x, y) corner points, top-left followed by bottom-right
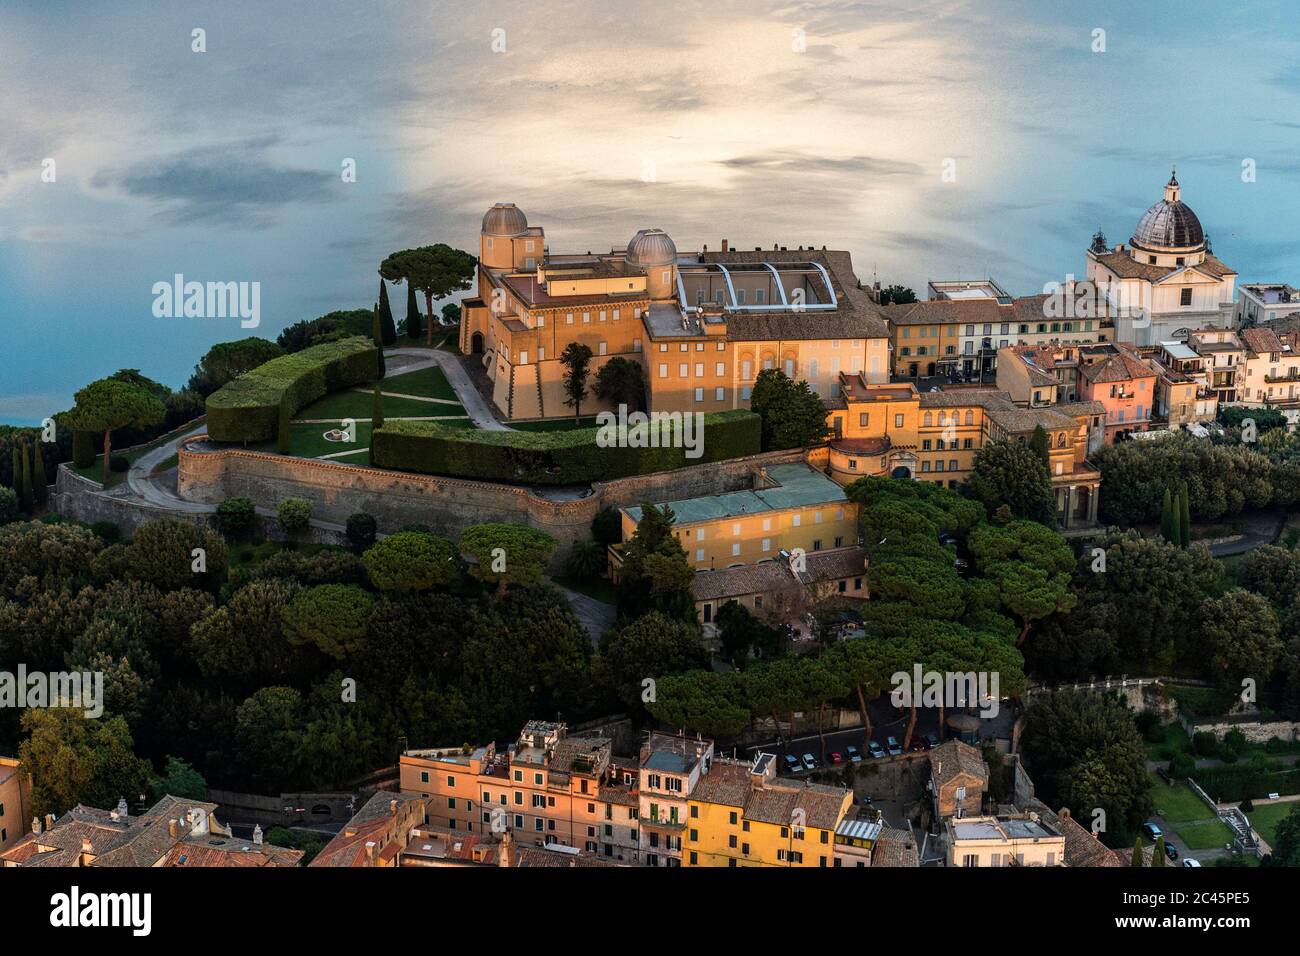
(205, 336), (378, 442)
(372, 410), (761, 484)
(1195, 765), (1300, 803)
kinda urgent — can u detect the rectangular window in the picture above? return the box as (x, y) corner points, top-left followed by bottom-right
(1180, 287), (1193, 306)
(659, 364), (668, 378)
(599, 341), (608, 356)
(715, 387), (725, 401)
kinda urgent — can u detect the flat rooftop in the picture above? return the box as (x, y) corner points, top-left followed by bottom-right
(623, 463), (847, 526)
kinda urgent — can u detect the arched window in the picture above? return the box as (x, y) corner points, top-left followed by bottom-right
(965, 410), (974, 426)
(923, 412), (933, 426)
(1057, 433), (1067, 448)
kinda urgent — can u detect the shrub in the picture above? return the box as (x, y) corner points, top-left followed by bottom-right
(204, 336), (378, 442)
(1192, 731), (1221, 758)
(0, 487), (19, 525)
(1240, 797), (1255, 813)
(345, 512), (377, 551)
(109, 454), (130, 473)
(280, 584), (373, 660)
(371, 410), (761, 484)
(90, 521), (120, 543)
(72, 430), (96, 469)
(126, 518), (228, 592)
(215, 497), (258, 540)
(277, 497), (312, 534)
(1169, 751), (1196, 779)
(362, 531), (459, 591)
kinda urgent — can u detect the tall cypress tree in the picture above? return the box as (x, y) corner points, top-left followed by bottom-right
(30, 444), (47, 508)
(19, 444), (34, 511)
(405, 283), (422, 341)
(1131, 837), (1143, 867)
(1179, 485), (1192, 549)
(371, 305), (386, 380)
(377, 278), (397, 346)
(372, 383), (385, 431)
(12, 447), (26, 509)
(1159, 488), (1174, 543)
(1152, 837), (1166, 867)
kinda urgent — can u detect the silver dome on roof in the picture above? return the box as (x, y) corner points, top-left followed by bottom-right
(1130, 171), (1205, 252)
(481, 203), (528, 237)
(625, 228), (677, 270)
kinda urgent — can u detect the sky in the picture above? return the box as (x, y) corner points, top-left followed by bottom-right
(2, 0), (1299, 424)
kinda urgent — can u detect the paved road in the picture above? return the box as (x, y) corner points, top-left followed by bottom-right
(1206, 507), (1286, 557)
(551, 580), (617, 646)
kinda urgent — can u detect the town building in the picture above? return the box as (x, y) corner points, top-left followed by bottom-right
(1186, 327), (1246, 404)
(946, 813), (1065, 867)
(638, 731), (715, 867)
(1140, 341), (1219, 428)
(929, 739), (988, 822)
(996, 343), (1083, 405)
(310, 791), (430, 867)
(459, 205), (890, 420)
(826, 375), (1103, 527)
(0, 757), (31, 852)
(682, 752), (852, 867)
(1076, 342), (1159, 441)
(1086, 172), (1238, 345)
(399, 721), (642, 863)
(1236, 282), (1300, 327)
(882, 292), (1105, 381)
(618, 462), (859, 574)
(690, 545), (868, 629)
(0, 795), (302, 867)
(1238, 326), (1300, 407)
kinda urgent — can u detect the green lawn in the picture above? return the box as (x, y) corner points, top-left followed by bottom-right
(381, 365), (459, 402)
(1151, 777), (1212, 823)
(1245, 802), (1299, 847)
(1177, 819), (1236, 850)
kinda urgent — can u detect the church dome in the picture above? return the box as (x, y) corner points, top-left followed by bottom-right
(1130, 172), (1204, 251)
(625, 228), (677, 270)
(481, 203), (528, 237)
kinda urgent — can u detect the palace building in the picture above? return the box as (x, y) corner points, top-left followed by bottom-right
(459, 204), (890, 420)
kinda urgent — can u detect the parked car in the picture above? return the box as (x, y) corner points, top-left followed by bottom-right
(867, 740), (886, 759)
(1142, 821), (1162, 842)
(1182, 858), (1202, 867)
(783, 754), (801, 773)
(1164, 842), (1179, 861)
(886, 736), (902, 756)
(802, 753), (817, 771)
(846, 745), (862, 763)
(829, 751), (844, 765)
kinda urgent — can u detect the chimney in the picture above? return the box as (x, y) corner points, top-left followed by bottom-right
(252, 824), (263, 846)
(168, 818), (179, 838)
(498, 830), (514, 868)
(80, 837), (93, 855)
(115, 795), (128, 819)
(364, 840), (377, 865)
(721, 239), (729, 253)
(390, 799), (398, 815)
(44, 813), (55, 831)
(31, 817), (40, 836)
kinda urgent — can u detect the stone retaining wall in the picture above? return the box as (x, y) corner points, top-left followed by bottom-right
(175, 436), (812, 563)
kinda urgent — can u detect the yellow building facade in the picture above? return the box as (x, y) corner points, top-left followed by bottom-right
(683, 755), (851, 867)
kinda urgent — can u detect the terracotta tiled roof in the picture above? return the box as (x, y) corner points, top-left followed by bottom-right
(1241, 326), (1284, 357)
(1091, 250), (1236, 282)
(929, 740), (988, 788)
(871, 826), (920, 867)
